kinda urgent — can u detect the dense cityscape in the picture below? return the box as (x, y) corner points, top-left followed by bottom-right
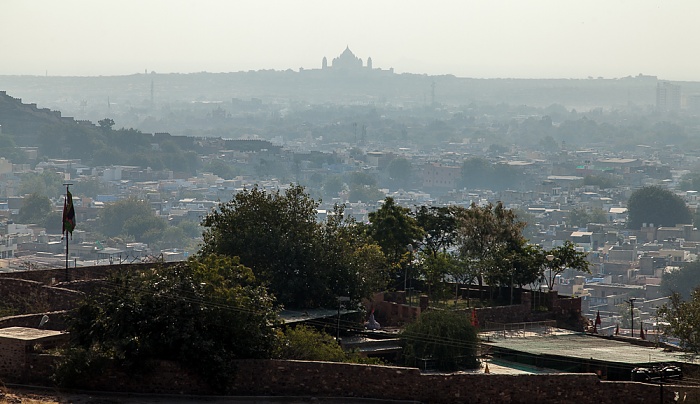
(2, 44), (700, 401)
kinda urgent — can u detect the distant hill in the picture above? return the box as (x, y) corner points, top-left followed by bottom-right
(0, 71), (666, 114)
(0, 90), (202, 174)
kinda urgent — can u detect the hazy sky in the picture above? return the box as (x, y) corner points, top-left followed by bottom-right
(3, 0), (700, 80)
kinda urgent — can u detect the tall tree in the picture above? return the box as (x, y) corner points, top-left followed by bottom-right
(415, 205), (460, 258)
(98, 198), (165, 242)
(627, 186), (692, 230)
(455, 202), (525, 288)
(19, 171), (64, 198)
(661, 261), (700, 300)
(17, 193), (52, 224)
(201, 185), (321, 307)
(201, 185), (384, 308)
(543, 241), (590, 291)
(386, 157), (413, 189)
(659, 290), (700, 352)
(319, 204), (388, 302)
(367, 197), (424, 286)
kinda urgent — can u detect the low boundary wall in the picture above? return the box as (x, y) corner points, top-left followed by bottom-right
(16, 357), (699, 403)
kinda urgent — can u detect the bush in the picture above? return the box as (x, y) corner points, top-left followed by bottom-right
(279, 325), (347, 362)
(401, 310), (479, 371)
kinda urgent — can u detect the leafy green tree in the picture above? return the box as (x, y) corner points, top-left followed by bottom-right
(588, 208), (608, 225)
(583, 175), (615, 189)
(177, 220), (202, 239)
(513, 208), (539, 241)
(202, 185), (374, 308)
(322, 175), (344, 198)
(568, 207), (590, 228)
(680, 173), (700, 192)
(661, 261), (700, 300)
(0, 133), (26, 163)
(386, 157), (413, 189)
(56, 256), (281, 391)
(460, 157), (491, 189)
(348, 184), (384, 203)
(201, 185), (320, 307)
(569, 207), (608, 227)
(72, 176), (106, 199)
(401, 310), (479, 371)
(124, 215), (166, 242)
(460, 158), (522, 191)
(543, 241), (590, 291)
(98, 118), (115, 131)
(367, 197), (424, 278)
(17, 193), (53, 224)
(627, 186), (692, 230)
(415, 206), (459, 258)
(320, 204), (389, 301)
(420, 251), (458, 302)
(43, 210), (64, 234)
(98, 198), (164, 243)
(659, 290), (700, 352)
(203, 159), (238, 179)
(455, 202), (525, 288)
(19, 171), (64, 198)
(348, 171), (377, 187)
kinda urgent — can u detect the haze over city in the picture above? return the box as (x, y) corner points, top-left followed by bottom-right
(4, 0), (700, 80)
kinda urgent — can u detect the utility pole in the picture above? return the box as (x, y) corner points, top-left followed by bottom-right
(62, 183), (74, 281)
(627, 297), (636, 338)
(336, 296), (349, 342)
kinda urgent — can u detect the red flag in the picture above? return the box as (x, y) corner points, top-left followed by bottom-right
(471, 308), (479, 328)
(640, 322), (645, 340)
(595, 310), (602, 325)
(62, 191), (76, 238)
(615, 324), (619, 335)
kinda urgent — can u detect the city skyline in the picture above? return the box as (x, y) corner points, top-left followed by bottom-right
(3, 0), (700, 80)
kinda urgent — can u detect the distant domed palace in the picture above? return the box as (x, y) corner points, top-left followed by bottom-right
(323, 46), (372, 70)
(318, 47), (393, 74)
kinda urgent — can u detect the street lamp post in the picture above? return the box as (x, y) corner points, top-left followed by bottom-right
(546, 254), (554, 290)
(627, 297), (636, 338)
(337, 296), (350, 342)
(406, 244), (413, 305)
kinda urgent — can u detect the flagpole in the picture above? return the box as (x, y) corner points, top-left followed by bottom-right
(63, 183), (73, 278)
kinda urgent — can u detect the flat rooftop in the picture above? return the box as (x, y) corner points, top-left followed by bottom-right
(279, 308), (357, 324)
(486, 332), (694, 366)
(0, 327), (65, 341)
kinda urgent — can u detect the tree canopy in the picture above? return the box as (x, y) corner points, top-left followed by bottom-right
(98, 197), (166, 242)
(661, 261), (700, 300)
(17, 193), (52, 225)
(367, 197), (424, 263)
(627, 186), (692, 230)
(200, 185), (384, 308)
(543, 240), (590, 291)
(659, 289), (700, 353)
(57, 256), (280, 391)
(455, 202), (526, 287)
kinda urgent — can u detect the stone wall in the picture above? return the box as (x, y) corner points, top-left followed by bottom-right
(0, 262), (179, 284)
(0, 338), (25, 382)
(0, 330), (69, 383)
(21, 357), (698, 403)
(0, 311), (69, 331)
(0, 278), (83, 314)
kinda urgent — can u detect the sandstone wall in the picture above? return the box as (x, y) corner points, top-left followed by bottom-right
(19, 357), (699, 403)
(0, 278), (83, 314)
